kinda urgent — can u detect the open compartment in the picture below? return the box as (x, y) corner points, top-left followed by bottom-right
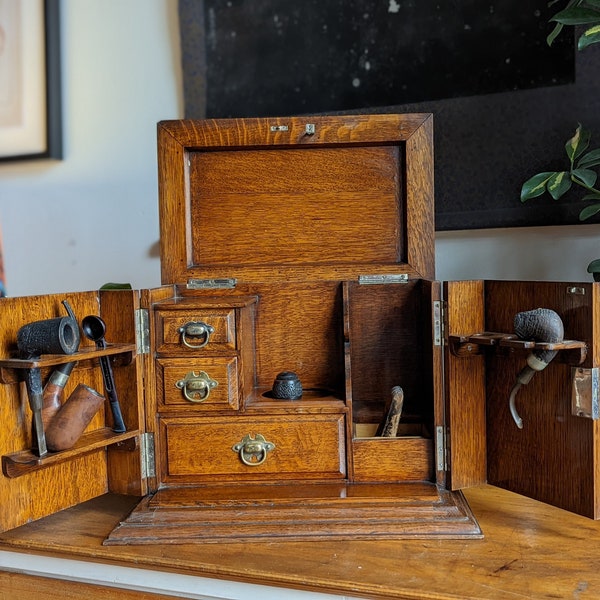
(344, 279), (438, 483)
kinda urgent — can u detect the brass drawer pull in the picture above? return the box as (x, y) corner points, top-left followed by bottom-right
(178, 321), (215, 349)
(175, 370), (218, 402)
(232, 433), (276, 466)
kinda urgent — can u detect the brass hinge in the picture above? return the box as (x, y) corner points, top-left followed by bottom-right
(187, 278), (237, 289)
(140, 432), (156, 479)
(358, 274), (409, 285)
(436, 426), (447, 472)
(433, 300), (444, 346)
(135, 308), (150, 355)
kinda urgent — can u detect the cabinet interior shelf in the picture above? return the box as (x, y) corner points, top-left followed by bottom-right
(0, 343), (136, 384)
(2, 427), (139, 479)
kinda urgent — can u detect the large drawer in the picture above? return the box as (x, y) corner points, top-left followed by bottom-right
(157, 357), (240, 412)
(159, 414), (347, 484)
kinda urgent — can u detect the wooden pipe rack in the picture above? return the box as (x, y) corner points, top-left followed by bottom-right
(448, 332), (588, 365)
(0, 343), (139, 479)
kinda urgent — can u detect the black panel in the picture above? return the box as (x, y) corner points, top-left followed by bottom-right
(178, 1), (600, 230)
(194, 0), (573, 118)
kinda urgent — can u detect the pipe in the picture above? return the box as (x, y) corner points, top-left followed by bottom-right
(509, 308), (564, 429)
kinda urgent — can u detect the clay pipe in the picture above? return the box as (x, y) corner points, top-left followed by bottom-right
(81, 315), (126, 433)
(509, 308), (564, 429)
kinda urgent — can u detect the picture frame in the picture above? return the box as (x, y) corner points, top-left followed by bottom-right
(0, 0), (61, 162)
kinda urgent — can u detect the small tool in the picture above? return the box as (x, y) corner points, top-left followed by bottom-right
(81, 315), (126, 433)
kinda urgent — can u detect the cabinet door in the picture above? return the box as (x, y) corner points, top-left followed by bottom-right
(443, 280), (487, 490)
(446, 280), (600, 519)
(0, 290), (145, 533)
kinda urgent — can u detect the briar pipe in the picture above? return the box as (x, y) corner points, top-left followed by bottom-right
(41, 361), (76, 429)
(45, 383), (105, 451)
(509, 308), (564, 429)
(16, 300), (80, 456)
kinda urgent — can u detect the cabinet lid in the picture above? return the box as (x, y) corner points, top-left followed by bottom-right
(157, 114), (435, 286)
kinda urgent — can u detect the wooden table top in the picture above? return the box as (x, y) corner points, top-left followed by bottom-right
(1, 484), (599, 600)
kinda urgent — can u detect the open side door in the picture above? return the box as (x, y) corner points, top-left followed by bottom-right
(443, 280), (487, 490)
(445, 279), (600, 519)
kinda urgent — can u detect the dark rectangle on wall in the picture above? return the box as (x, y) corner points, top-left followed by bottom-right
(192, 0), (573, 119)
(178, 1), (600, 231)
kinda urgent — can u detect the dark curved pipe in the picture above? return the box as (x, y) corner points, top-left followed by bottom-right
(509, 308), (564, 428)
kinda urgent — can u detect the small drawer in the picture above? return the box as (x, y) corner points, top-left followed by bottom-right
(155, 308), (236, 353)
(159, 414), (346, 483)
(157, 357), (239, 411)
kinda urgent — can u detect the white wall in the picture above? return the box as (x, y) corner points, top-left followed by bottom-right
(0, 0), (182, 297)
(1, 0), (599, 299)
(436, 223), (600, 283)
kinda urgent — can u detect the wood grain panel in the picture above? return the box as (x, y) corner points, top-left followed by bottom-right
(0, 571), (184, 600)
(4, 486), (600, 599)
(189, 146), (402, 267)
(444, 280), (487, 489)
(345, 280), (433, 425)
(352, 437), (433, 482)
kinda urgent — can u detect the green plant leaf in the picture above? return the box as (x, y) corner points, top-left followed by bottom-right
(584, 0), (600, 10)
(572, 168), (598, 187)
(579, 24), (600, 49)
(547, 171), (572, 199)
(550, 7), (600, 24)
(520, 172), (555, 201)
(566, 124), (591, 162)
(577, 148), (600, 168)
(579, 203), (600, 220)
(99, 282), (133, 290)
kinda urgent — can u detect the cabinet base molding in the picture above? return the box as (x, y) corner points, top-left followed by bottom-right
(104, 482), (482, 545)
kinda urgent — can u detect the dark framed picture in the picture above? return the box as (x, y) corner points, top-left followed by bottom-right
(0, 0), (61, 161)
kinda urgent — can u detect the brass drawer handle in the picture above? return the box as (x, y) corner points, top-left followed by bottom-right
(175, 370), (218, 403)
(232, 433), (276, 466)
(178, 321), (215, 349)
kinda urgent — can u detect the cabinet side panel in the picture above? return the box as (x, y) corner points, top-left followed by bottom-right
(444, 280), (487, 489)
(405, 115), (435, 279)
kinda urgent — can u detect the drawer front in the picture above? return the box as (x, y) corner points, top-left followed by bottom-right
(155, 308), (236, 353)
(352, 437), (434, 482)
(157, 357), (239, 411)
(159, 414), (346, 483)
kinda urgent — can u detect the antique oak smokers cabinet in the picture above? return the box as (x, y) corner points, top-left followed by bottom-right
(0, 114), (598, 545)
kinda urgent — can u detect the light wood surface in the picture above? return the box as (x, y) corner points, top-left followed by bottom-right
(1, 484), (600, 599)
(0, 571), (185, 600)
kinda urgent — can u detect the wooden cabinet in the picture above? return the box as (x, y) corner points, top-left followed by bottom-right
(0, 114), (597, 546)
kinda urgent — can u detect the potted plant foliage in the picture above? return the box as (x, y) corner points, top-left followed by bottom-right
(520, 0), (600, 277)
